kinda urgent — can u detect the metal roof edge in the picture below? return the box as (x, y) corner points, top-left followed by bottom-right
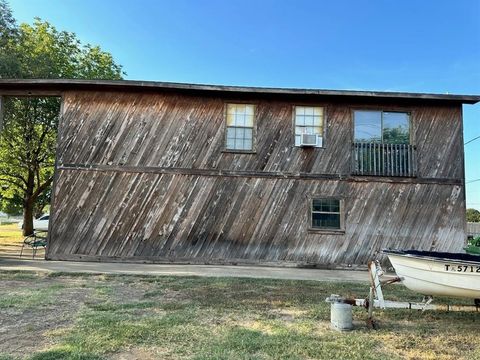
(0, 78), (479, 104)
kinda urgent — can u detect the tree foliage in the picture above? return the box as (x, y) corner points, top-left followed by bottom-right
(467, 208), (480, 223)
(0, 0), (124, 234)
(382, 126), (410, 144)
(0, 0), (18, 77)
(0, 97), (58, 220)
(5, 19), (124, 79)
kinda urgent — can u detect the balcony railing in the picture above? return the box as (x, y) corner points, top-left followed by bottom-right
(352, 143), (417, 177)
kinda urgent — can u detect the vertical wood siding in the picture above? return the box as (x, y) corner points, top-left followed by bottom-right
(46, 91), (465, 266)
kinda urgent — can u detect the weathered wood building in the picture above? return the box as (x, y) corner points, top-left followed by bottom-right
(1, 79), (479, 267)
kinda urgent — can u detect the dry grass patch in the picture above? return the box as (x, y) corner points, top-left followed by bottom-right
(0, 223), (22, 244)
(0, 271), (477, 360)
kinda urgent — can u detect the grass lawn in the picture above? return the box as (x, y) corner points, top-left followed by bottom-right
(0, 223), (23, 246)
(0, 223), (24, 258)
(0, 223), (45, 258)
(0, 271), (478, 360)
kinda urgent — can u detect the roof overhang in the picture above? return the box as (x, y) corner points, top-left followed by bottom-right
(0, 79), (479, 104)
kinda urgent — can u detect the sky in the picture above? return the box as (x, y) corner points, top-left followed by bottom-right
(9, 0), (480, 209)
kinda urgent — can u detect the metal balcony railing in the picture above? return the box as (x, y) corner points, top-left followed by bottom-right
(352, 143), (417, 177)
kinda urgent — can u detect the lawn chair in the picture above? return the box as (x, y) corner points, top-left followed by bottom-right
(20, 231), (47, 259)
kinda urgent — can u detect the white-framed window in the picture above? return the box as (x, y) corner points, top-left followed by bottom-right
(311, 198), (344, 230)
(225, 104), (255, 151)
(294, 106), (324, 147)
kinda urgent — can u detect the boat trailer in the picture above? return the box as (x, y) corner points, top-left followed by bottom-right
(326, 260), (480, 330)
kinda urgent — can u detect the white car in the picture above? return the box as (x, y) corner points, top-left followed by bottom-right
(18, 214), (50, 231)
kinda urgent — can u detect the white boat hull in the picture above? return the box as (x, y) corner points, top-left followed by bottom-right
(386, 252), (480, 299)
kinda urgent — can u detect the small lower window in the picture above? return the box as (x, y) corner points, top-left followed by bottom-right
(311, 198), (343, 230)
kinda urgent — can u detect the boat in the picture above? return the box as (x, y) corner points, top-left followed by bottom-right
(383, 249), (480, 300)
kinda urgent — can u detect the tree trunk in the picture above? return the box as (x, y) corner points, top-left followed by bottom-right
(22, 170), (35, 236)
(22, 196), (35, 236)
(22, 172), (54, 236)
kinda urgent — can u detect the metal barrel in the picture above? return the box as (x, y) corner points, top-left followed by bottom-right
(330, 302), (353, 331)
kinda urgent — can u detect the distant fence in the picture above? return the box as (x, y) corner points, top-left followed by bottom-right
(0, 216), (21, 226)
(467, 222), (480, 237)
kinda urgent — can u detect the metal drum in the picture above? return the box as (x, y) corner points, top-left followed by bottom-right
(330, 302), (353, 331)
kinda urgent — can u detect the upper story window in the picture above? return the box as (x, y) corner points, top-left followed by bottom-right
(352, 110), (415, 177)
(294, 106), (324, 147)
(354, 110), (410, 144)
(226, 104), (255, 151)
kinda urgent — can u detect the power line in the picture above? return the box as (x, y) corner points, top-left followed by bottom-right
(466, 179), (480, 184)
(465, 135), (480, 145)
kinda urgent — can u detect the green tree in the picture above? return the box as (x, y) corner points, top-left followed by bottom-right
(0, 192), (22, 216)
(382, 126), (410, 144)
(0, 0), (19, 77)
(467, 208), (480, 223)
(0, 0), (124, 235)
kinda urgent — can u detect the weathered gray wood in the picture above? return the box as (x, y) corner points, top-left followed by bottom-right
(47, 170), (465, 265)
(56, 164), (462, 185)
(0, 90), (62, 96)
(43, 90), (467, 267)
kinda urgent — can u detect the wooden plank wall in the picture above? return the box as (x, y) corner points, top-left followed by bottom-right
(46, 90), (466, 267)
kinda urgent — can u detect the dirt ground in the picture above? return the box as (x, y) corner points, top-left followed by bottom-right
(0, 271), (479, 360)
(0, 275), (94, 356)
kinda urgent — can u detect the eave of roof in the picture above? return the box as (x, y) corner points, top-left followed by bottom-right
(0, 78), (479, 104)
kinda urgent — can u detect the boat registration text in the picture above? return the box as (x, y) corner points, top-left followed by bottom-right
(444, 264), (480, 273)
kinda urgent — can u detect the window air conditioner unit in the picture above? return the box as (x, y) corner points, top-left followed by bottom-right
(300, 134), (322, 147)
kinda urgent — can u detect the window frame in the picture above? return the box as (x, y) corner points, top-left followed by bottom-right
(223, 102), (257, 154)
(308, 197), (345, 233)
(292, 105), (326, 148)
(352, 109), (413, 145)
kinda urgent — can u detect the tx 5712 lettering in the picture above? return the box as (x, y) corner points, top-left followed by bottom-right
(444, 264), (480, 272)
